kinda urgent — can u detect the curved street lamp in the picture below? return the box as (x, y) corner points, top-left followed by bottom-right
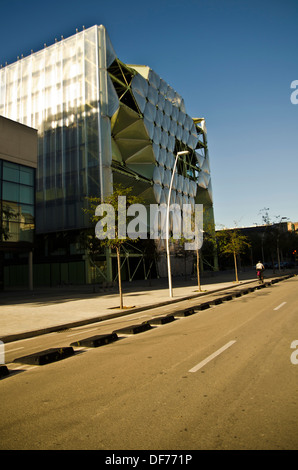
(166, 150), (189, 297)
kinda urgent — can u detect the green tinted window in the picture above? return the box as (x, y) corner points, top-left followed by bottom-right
(3, 162), (19, 183)
(20, 185), (34, 204)
(3, 181), (20, 202)
(20, 167), (34, 186)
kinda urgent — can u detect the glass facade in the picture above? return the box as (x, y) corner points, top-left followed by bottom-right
(0, 24), (217, 282)
(0, 25), (112, 233)
(0, 160), (35, 242)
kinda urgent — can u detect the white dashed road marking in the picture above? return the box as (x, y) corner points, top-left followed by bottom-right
(189, 340), (236, 373)
(274, 302), (287, 311)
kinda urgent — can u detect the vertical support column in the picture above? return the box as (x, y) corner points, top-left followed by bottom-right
(97, 26), (113, 201)
(95, 26), (104, 202)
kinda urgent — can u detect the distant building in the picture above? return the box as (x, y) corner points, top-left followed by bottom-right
(216, 222), (298, 269)
(0, 25), (216, 287)
(0, 116), (37, 289)
(287, 222), (298, 232)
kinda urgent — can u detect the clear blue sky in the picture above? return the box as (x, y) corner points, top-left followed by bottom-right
(1, 0), (297, 229)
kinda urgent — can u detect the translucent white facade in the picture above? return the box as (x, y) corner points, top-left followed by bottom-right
(0, 25), (213, 236)
(0, 26), (116, 232)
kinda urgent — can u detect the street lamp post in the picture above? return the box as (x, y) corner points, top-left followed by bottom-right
(277, 216), (288, 271)
(166, 150), (189, 298)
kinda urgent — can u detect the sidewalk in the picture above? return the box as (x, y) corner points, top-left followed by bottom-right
(0, 269), (295, 343)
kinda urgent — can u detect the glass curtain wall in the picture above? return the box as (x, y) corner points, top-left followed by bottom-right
(0, 160), (35, 242)
(0, 26), (103, 233)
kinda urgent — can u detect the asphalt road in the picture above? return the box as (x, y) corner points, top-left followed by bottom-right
(0, 276), (297, 450)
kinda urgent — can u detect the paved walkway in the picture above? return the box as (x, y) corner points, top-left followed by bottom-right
(0, 269), (295, 343)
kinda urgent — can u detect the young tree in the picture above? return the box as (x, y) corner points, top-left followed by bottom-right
(171, 206), (204, 291)
(193, 214), (217, 292)
(84, 184), (143, 309)
(174, 207), (216, 292)
(217, 229), (251, 283)
(259, 208), (290, 271)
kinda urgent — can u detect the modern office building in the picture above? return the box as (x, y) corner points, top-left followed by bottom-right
(0, 25), (215, 286)
(0, 115), (37, 289)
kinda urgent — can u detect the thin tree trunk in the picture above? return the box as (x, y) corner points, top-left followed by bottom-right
(116, 246), (123, 309)
(233, 250), (239, 283)
(196, 249), (201, 292)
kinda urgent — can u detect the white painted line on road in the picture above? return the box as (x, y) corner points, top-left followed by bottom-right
(189, 340), (237, 373)
(9, 364), (38, 371)
(274, 302), (287, 311)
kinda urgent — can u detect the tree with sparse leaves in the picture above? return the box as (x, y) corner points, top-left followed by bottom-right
(83, 184), (143, 309)
(216, 229), (251, 283)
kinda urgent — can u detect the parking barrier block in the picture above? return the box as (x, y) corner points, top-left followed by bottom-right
(209, 298), (223, 305)
(221, 294), (234, 301)
(194, 302), (210, 311)
(0, 365), (9, 378)
(113, 323), (152, 335)
(70, 333), (118, 348)
(174, 308), (195, 317)
(14, 347), (74, 366)
(241, 289), (249, 295)
(148, 315), (175, 325)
